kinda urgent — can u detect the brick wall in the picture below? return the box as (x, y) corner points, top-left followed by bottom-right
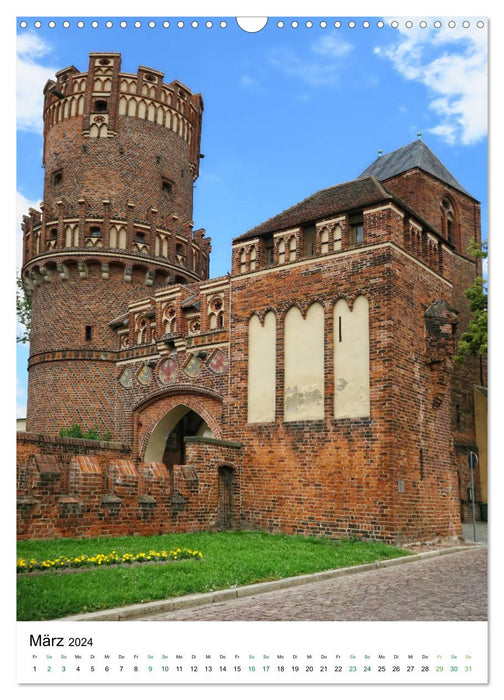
(226, 238), (462, 544)
(384, 169), (483, 525)
(16, 433), (241, 540)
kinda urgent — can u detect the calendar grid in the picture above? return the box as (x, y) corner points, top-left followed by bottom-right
(17, 621), (488, 684)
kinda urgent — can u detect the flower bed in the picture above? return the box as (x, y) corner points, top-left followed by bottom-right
(17, 548), (203, 573)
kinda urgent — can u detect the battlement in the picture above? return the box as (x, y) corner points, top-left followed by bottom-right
(21, 195), (211, 286)
(232, 200), (452, 281)
(17, 432), (241, 540)
(43, 53), (203, 174)
(113, 275), (230, 354)
(39, 53), (203, 244)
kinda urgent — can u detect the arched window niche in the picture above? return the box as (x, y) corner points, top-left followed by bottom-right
(247, 312), (276, 423)
(284, 303), (324, 421)
(334, 295), (370, 419)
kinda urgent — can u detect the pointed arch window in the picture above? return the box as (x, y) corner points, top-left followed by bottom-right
(289, 236), (297, 261)
(278, 238), (286, 265)
(441, 198), (456, 246)
(250, 245), (257, 271)
(240, 248), (247, 273)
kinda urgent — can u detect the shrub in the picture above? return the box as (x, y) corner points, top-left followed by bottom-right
(59, 424), (111, 441)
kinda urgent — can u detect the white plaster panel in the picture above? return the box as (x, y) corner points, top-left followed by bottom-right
(247, 312), (276, 423)
(284, 303), (324, 421)
(334, 295), (370, 418)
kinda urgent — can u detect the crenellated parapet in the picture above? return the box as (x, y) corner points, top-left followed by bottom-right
(24, 53), (208, 291)
(110, 275), (231, 355)
(43, 53), (203, 175)
(232, 195), (452, 281)
(35, 52), (205, 277)
(21, 198), (211, 290)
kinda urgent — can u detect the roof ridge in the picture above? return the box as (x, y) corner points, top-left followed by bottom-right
(359, 139), (474, 199)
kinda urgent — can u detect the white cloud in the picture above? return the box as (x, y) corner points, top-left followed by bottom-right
(17, 32), (58, 133)
(269, 49), (343, 87)
(241, 75), (259, 88)
(267, 32), (354, 87)
(376, 21), (487, 145)
(311, 34), (353, 59)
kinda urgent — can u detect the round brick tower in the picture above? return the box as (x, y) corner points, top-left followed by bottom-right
(21, 52), (209, 436)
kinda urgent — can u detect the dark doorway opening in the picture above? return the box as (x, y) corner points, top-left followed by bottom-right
(162, 409), (205, 468)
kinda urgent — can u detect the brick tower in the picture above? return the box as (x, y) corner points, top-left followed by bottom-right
(21, 52), (209, 437)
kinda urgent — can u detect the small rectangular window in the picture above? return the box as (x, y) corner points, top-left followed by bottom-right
(349, 213), (364, 244)
(85, 325), (92, 342)
(263, 235), (274, 265)
(303, 225), (316, 257)
(162, 178), (173, 196)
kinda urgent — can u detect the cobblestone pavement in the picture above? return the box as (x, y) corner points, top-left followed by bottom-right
(146, 547), (487, 622)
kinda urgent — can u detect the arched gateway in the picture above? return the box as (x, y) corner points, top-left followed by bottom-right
(135, 395), (242, 533)
(135, 390), (224, 466)
(144, 405), (213, 466)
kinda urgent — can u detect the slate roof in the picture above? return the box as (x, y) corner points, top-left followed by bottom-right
(234, 176), (393, 242)
(234, 140), (474, 243)
(359, 139), (473, 198)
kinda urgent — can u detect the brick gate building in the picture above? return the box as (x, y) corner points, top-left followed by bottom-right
(18, 52), (486, 543)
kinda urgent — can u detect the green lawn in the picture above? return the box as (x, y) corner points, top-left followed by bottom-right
(17, 531), (410, 620)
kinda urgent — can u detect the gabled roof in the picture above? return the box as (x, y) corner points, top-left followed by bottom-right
(234, 176), (393, 242)
(359, 139), (473, 198)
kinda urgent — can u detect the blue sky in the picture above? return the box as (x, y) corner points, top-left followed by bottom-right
(15, 13), (488, 418)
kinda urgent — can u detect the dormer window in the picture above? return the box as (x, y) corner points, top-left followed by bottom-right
(349, 213), (364, 244)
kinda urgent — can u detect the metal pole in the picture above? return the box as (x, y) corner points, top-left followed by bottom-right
(470, 458), (477, 543)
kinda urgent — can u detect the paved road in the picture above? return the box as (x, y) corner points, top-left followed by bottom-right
(145, 547), (487, 622)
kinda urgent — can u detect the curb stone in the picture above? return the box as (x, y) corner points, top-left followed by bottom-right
(57, 544), (485, 622)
